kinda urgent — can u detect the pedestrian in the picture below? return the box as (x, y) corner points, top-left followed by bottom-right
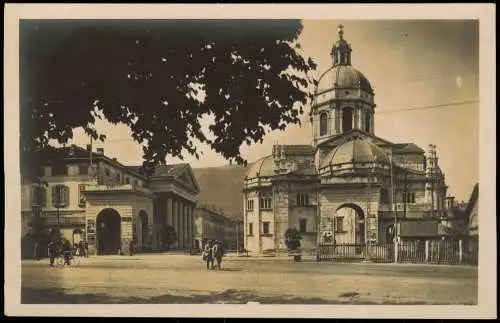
(33, 241), (40, 261)
(203, 240), (213, 270)
(129, 239), (135, 256)
(84, 241), (89, 258)
(78, 240), (85, 258)
(62, 238), (72, 266)
(48, 240), (57, 267)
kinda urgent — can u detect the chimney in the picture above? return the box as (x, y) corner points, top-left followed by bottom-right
(112, 158), (117, 161)
(96, 148), (104, 155)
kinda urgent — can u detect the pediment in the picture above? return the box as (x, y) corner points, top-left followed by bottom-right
(174, 165), (201, 195)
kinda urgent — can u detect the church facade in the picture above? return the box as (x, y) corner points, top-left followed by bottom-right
(242, 25), (448, 255)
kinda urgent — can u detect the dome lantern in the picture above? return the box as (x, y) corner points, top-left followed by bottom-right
(331, 24), (352, 67)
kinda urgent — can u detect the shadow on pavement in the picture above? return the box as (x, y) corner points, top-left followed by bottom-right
(21, 287), (469, 305)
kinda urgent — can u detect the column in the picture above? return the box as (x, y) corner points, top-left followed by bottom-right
(172, 199), (178, 249)
(339, 108), (343, 133)
(331, 109), (337, 134)
(371, 111), (374, 133)
(191, 206), (196, 248)
(186, 206), (192, 248)
(177, 200), (183, 249)
(167, 198), (173, 226)
(183, 204), (188, 248)
(358, 107), (363, 130)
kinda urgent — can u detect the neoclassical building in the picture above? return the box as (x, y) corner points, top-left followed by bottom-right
(21, 144), (200, 255)
(242, 25), (448, 254)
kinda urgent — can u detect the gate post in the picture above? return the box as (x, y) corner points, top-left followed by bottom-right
(459, 239), (463, 264)
(425, 240), (429, 263)
(394, 241), (399, 263)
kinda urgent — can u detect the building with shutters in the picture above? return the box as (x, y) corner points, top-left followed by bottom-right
(242, 25), (449, 255)
(21, 144), (200, 255)
(194, 204), (244, 251)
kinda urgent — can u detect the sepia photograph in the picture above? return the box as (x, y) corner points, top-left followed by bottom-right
(4, 3), (496, 319)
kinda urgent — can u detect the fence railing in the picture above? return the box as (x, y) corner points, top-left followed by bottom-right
(317, 239), (478, 266)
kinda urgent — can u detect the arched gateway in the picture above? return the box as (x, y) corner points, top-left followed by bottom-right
(96, 208), (121, 255)
(334, 203), (365, 245)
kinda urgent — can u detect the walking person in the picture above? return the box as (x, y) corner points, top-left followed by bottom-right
(203, 240), (213, 270)
(33, 241), (40, 261)
(129, 239), (135, 256)
(212, 240), (224, 270)
(62, 238), (72, 266)
(47, 239), (57, 267)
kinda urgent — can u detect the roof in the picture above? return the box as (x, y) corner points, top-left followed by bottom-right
(317, 65), (373, 94)
(39, 145), (147, 179)
(280, 145), (315, 155)
(245, 155), (275, 179)
(320, 136), (390, 168)
(391, 143), (425, 154)
(125, 164), (189, 178)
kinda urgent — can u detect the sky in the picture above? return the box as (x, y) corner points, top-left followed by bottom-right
(65, 20), (479, 202)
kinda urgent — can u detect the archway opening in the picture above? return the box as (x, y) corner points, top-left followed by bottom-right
(138, 210), (148, 249)
(342, 107), (353, 132)
(96, 208), (121, 255)
(334, 203), (365, 246)
(319, 112), (328, 136)
(365, 112), (371, 132)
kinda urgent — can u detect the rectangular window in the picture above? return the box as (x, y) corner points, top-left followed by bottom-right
(78, 164), (88, 175)
(116, 173), (121, 183)
(52, 185), (69, 208)
(380, 188), (390, 204)
(262, 222), (270, 234)
(43, 167), (52, 177)
(296, 193), (309, 206)
(246, 199), (254, 211)
(105, 168), (110, 176)
(78, 184), (86, 208)
(248, 223), (254, 236)
(299, 219), (307, 233)
(52, 164), (67, 176)
(134, 180), (139, 186)
(125, 177), (130, 184)
(335, 217), (344, 233)
(31, 186), (47, 208)
(259, 197), (272, 210)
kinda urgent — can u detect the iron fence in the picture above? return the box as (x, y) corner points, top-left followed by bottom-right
(317, 239), (478, 266)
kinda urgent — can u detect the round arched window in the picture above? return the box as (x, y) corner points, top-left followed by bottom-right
(319, 112), (328, 136)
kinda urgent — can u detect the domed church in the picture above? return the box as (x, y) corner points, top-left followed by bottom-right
(242, 25), (448, 255)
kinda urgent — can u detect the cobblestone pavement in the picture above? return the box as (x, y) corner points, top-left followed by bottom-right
(21, 254), (478, 304)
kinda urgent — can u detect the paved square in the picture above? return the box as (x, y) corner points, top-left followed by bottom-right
(21, 254), (478, 304)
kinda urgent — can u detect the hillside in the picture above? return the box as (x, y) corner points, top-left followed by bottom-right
(192, 164), (250, 220)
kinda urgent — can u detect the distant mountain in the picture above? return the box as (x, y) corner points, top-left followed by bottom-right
(192, 164), (250, 220)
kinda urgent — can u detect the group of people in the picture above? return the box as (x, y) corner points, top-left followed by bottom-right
(47, 238), (88, 267)
(202, 240), (225, 270)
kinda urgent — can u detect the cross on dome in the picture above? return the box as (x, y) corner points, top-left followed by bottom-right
(337, 24), (344, 39)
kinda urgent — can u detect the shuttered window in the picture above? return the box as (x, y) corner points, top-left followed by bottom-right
(31, 186), (47, 207)
(52, 185), (70, 208)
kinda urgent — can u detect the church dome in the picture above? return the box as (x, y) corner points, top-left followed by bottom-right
(317, 65), (373, 94)
(245, 155), (274, 179)
(320, 137), (389, 168)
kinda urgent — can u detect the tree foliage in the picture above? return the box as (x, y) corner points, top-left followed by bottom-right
(284, 227), (302, 251)
(20, 19), (317, 178)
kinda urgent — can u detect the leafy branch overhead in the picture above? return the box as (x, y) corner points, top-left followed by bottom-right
(20, 20), (317, 178)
